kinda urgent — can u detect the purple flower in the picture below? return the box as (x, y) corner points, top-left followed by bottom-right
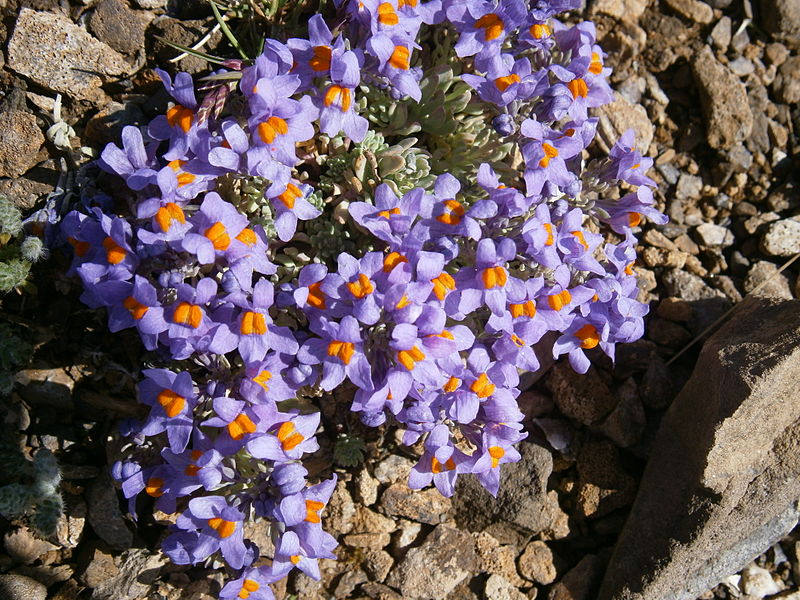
(448, 0), (528, 72)
(138, 369), (196, 453)
(269, 181), (321, 242)
(297, 315), (372, 390)
(220, 568), (275, 600)
(316, 49), (369, 142)
(408, 424), (469, 497)
(246, 412), (321, 461)
(180, 192), (250, 265)
(167, 496), (252, 570)
(366, 32), (423, 101)
(99, 126), (158, 190)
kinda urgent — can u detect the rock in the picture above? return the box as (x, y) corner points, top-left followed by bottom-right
(3, 528), (58, 565)
(344, 506), (396, 549)
(760, 0), (800, 48)
(386, 525), (476, 600)
(14, 564), (73, 588)
(333, 568), (368, 598)
(665, 0), (713, 23)
(548, 362), (617, 427)
(380, 482), (451, 525)
(709, 17), (732, 50)
(675, 173), (703, 201)
(549, 554), (605, 600)
(0, 574), (47, 600)
(597, 378), (646, 448)
(453, 442), (556, 535)
(392, 519), (423, 551)
(86, 471), (133, 551)
(640, 355), (677, 409)
(88, 0), (153, 56)
(474, 531), (526, 587)
(80, 547), (119, 589)
(594, 92), (654, 155)
(133, 0), (167, 7)
(766, 43), (790, 67)
(485, 574), (527, 600)
(641, 247), (689, 269)
(761, 220), (800, 257)
(589, 0), (648, 21)
(739, 564), (782, 597)
(661, 269), (726, 302)
(362, 582), (405, 600)
(728, 57), (755, 77)
(519, 540), (558, 585)
(744, 261), (794, 300)
(86, 547), (167, 600)
(576, 439), (637, 519)
(15, 367), (75, 411)
(0, 110), (44, 178)
(355, 468), (379, 506)
(362, 549), (394, 582)
(7, 9), (132, 103)
(326, 478), (355, 535)
(695, 223), (735, 247)
(374, 455), (414, 485)
(691, 46), (754, 150)
(55, 495), (87, 549)
(598, 296), (800, 600)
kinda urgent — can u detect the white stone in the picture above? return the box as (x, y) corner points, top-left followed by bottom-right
(740, 564), (782, 598)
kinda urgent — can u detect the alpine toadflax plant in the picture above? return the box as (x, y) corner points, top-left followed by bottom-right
(59, 0), (664, 595)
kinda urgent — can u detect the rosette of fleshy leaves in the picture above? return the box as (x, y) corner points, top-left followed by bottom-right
(54, 0), (666, 596)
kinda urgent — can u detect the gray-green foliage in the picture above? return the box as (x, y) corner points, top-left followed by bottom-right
(0, 323), (32, 396)
(332, 433), (367, 468)
(0, 194), (46, 293)
(0, 448), (63, 537)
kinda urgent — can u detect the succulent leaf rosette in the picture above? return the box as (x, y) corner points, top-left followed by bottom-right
(58, 0), (665, 595)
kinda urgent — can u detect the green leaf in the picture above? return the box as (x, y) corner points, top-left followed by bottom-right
(153, 35), (227, 65)
(209, 0), (250, 60)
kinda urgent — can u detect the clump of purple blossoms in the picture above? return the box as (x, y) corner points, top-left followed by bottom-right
(59, 0), (665, 595)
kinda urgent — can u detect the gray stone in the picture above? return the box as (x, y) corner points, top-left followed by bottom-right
(709, 16), (732, 50)
(761, 220), (800, 257)
(760, 0), (800, 49)
(692, 46), (754, 150)
(665, 0), (713, 23)
(728, 57), (755, 77)
(355, 468), (379, 506)
(7, 9), (132, 103)
(0, 109), (44, 178)
(641, 247), (689, 269)
(598, 296), (800, 600)
(86, 471), (133, 551)
(386, 525), (477, 600)
(88, 0), (153, 56)
(548, 362), (617, 427)
(675, 173), (703, 201)
(695, 223), (734, 247)
(132, 0), (167, 7)
(380, 482), (451, 525)
(0, 574), (47, 600)
(597, 378), (646, 448)
(519, 540), (558, 585)
(453, 442), (556, 535)
(87, 548), (167, 600)
(661, 269), (726, 302)
(594, 92), (654, 155)
(744, 261), (794, 300)
(739, 564), (782, 597)
(485, 574), (527, 600)
(373, 455), (414, 485)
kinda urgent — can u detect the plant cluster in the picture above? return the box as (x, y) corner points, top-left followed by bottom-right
(55, 0), (664, 595)
(0, 195), (48, 294)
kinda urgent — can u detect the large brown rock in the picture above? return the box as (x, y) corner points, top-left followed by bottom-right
(7, 9), (132, 103)
(691, 46), (753, 150)
(598, 296), (800, 600)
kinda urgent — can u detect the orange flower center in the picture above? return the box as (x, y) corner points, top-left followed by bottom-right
(207, 517), (236, 538)
(327, 340), (354, 365)
(397, 346), (425, 370)
(475, 13), (504, 41)
(277, 421), (305, 450)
